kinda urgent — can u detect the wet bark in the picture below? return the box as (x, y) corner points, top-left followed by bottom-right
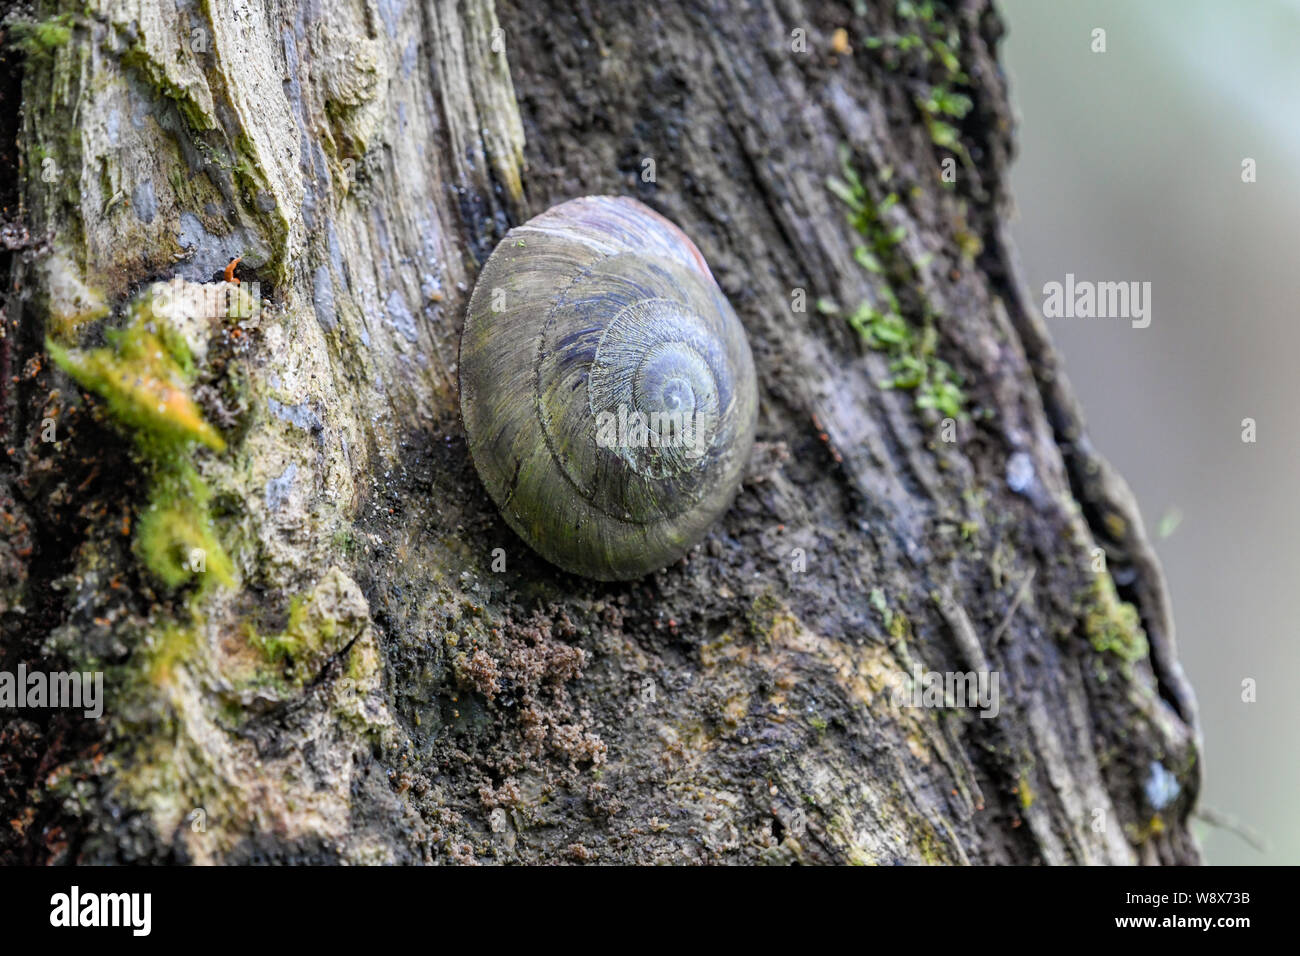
(0, 0), (1201, 864)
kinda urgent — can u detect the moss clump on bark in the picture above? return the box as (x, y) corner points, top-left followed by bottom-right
(248, 568), (370, 686)
(827, 147), (966, 419)
(8, 14), (75, 60)
(1080, 573), (1150, 663)
(47, 285), (233, 590)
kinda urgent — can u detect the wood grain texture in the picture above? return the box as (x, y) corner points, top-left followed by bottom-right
(0, 0), (1200, 864)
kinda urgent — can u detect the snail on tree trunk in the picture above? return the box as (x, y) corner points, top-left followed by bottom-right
(459, 196), (758, 581)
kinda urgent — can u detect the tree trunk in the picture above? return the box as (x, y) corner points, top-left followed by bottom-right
(0, 0), (1201, 864)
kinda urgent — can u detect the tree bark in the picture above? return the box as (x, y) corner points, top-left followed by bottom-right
(0, 0), (1201, 864)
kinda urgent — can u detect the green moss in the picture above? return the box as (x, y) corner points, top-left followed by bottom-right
(231, 133), (264, 194)
(249, 572), (364, 686)
(919, 85), (972, 121)
(869, 588), (892, 629)
(869, 589), (913, 640)
(745, 591), (788, 644)
(9, 15), (75, 59)
(48, 330), (218, 451)
(119, 43), (215, 133)
(953, 219), (983, 262)
(142, 619), (202, 688)
(915, 824), (950, 865)
(1017, 771), (1036, 809)
(135, 460), (233, 589)
(118, 37), (290, 282)
(1125, 814), (1166, 844)
(862, 2), (973, 163)
(1079, 574), (1150, 663)
(862, 3), (969, 77)
(828, 147), (967, 420)
(48, 287), (233, 591)
(888, 612), (910, 641)
(332, 528), (357, 556)
(253, 594), (338, 669)
(345, 641), (371, 682)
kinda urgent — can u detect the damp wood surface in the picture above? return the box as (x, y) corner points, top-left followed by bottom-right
(0, 0), (1200, 864)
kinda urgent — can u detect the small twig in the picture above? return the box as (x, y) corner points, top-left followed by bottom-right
(990, 567), (1036, 647)
(1193, 806), (1269, 854)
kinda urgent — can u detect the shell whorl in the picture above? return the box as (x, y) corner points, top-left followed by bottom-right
(460, 196), (757, 581)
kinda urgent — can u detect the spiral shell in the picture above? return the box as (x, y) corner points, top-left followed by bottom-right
(459, 196), (757, 580)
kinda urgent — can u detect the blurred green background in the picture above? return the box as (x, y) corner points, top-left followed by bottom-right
(999, 0), (1299, 864)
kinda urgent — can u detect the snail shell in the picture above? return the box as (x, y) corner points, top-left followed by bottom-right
(459, 196), (757, 581)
